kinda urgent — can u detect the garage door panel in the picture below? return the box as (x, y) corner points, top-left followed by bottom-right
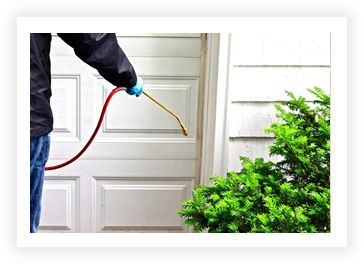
(93, 76), (198, 138)
(51, 55), (200, 77)
(51, 34), (201, 58)
(48, 141), (197, 160)
(39, 177), (80, 232)
(45, 160), (196, 178)
(50, 74), (80, 142)
(103, 85), (189, 132)
(93, 178), (193, 232)
(128, 57), (200, 77)
(116, 37), (201, 58)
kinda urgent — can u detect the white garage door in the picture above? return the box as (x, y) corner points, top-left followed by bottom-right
(40, 33), (204, 233)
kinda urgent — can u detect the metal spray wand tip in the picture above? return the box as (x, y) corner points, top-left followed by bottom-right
(181, 124), (189, 136)
(141, 90), (189, 136)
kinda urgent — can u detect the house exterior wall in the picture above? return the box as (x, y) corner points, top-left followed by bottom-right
(227, 32), (331, 172)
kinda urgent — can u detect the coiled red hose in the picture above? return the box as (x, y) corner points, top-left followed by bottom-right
(45, 87), (124, 170)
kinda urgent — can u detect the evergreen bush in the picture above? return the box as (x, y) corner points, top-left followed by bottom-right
(177, 87), (330, 233)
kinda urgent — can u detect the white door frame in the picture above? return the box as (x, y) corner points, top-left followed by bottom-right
(200, 33), (231, 185)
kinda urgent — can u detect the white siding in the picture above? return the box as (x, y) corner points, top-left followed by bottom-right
(227, 32), (331, 172)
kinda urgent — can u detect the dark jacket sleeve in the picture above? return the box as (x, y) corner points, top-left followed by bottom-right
(57, 33), (137, 88)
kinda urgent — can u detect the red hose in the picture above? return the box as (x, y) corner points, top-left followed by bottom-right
(45, 87), (124, 170)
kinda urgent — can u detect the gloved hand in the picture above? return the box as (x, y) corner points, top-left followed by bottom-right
(126, 75), (143, 97)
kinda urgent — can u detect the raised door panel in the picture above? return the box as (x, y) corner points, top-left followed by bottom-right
(39, 177), (79, 232)
(93, 76), (199, 139)
(50, 75), (80, 142)
(93, 178), (193, 232)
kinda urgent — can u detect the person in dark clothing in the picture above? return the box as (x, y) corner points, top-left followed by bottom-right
(30, 33), (143, 233)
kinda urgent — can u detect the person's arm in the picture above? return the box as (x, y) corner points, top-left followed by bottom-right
(57, 33), (137, 89)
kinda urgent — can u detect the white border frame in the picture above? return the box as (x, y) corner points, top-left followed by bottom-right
(18, 17), (347, 247)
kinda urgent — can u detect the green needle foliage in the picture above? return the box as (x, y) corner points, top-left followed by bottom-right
(177, 87), (330, 233)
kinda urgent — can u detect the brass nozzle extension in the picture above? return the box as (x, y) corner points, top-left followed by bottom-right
(141, 91), (189, 136)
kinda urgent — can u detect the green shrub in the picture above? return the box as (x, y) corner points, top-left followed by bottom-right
(177, 87), (330, 233)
